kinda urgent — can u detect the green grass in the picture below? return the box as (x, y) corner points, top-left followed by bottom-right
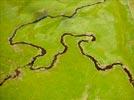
(0, 0), (134, 100)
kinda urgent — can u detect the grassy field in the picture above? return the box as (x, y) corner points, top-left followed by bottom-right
(0, 0), (134, 100)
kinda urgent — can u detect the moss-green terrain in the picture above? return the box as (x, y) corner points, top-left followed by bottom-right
(0, 0), (134, 100)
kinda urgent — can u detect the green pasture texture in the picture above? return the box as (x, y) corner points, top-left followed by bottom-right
(0, 0), (134, 100)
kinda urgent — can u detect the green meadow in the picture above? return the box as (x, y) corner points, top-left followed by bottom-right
(0, 0), (134, 100)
